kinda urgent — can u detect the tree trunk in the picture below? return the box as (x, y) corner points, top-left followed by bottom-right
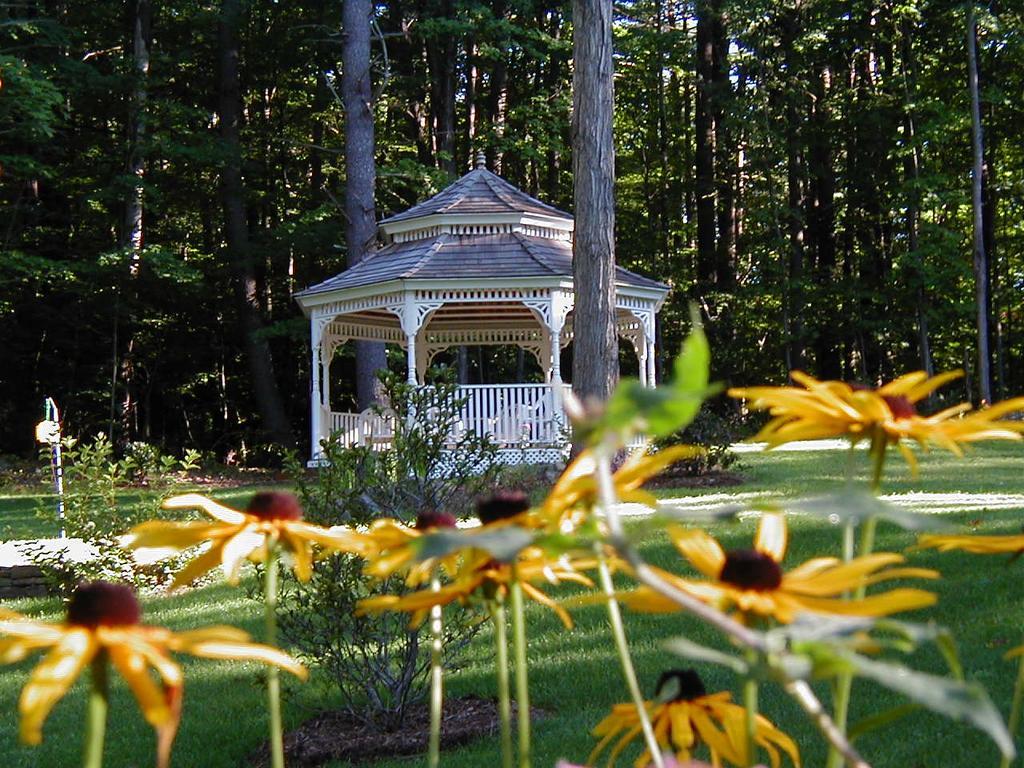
(781, 5), (805, 371)
(218, 0), (293, 445)
(571, 0), (618, 401)
(343, 0), (387, 408)
(711, 3), (733, 288)
(900, 17), (934, 386)
(694, 0), (717, 286)
(967, 6), (992, 403)
(427, 0), (457, 176)
(116, 0), (152, 444)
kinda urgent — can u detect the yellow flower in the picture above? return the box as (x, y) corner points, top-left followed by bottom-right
(0, 581), (306, 747)
(124, 491), (371, 588)
(589, 669), (799, 768)
(916, 532), (1024, 555)
(730, 371), (1024, 470)
(357, 547), (595, 629)
(358, 510), (463, 587)
(621, 514), (938, 623)
(541, 445), (703, 527)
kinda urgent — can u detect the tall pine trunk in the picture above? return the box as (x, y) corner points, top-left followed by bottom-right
(571, 0), (618, 401)
(694, 0), (717, 286)
(967, 5), (992, 403)
(343, 0), (387, 406)
(218, 0), (293, 445)
(900, 18), (934, 386)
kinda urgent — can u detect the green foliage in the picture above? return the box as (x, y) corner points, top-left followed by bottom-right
(277, 370), (491, 728)
(26, 433), (197, 592)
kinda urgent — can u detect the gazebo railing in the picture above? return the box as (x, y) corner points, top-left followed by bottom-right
(325, 383), (566, 451)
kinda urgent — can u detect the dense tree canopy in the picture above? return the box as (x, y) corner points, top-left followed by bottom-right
(2, 0), (1021, 458)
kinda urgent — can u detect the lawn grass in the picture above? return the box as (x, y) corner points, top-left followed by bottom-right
(1, 442), (1023, 767)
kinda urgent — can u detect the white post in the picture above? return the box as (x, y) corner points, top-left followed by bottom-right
(646, 336), (656, 387)
(310, 316), (324, 461)
(406, 331), (418, 385)
(322, 335), (333, 415)
(637, 335), (648, 387)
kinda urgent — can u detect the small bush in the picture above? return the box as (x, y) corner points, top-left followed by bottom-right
(658, 405), (739, 476)
(278, 370), (493, 729)
(28, 433), (197, 593)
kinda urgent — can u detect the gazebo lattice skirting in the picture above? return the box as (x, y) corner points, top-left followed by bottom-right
(295, 156), (669, 464)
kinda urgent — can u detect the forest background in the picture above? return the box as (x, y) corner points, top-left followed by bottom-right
(2, 0), (1021, 459)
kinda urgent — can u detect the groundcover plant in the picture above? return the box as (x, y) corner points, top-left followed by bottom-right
(4, 314), (1024, 768)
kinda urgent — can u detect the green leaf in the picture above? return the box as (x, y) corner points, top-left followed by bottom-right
(849, 703), (921, 742)
(664, 636), (750, 675)
(597, 305), (714, 442)
(415, 525), (536, 564)
(777, 491), (946, 532)
(847, 653), (1014, 759)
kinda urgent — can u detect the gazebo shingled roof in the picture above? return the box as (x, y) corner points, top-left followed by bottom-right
(295, 232), (667, 295)
(379, 165), (572, 223)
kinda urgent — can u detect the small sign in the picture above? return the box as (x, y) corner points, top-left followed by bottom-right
(35, 419), (60, 445)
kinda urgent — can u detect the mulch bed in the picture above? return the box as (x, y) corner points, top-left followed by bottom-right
(644, 469), (745, 490)
(250, 695), (543, 767)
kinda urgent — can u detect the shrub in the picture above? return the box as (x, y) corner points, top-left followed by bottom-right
(278, 369), (494, 729)
(657, 405), (739, 476)
(27, 433), (198, 593)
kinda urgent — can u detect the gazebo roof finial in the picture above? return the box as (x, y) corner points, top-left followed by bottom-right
(474, 150), (487, 171)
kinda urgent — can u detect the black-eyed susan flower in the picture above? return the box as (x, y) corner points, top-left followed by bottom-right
(541, 445), (703, 528)
(729, 371), (1024, 471)
(357, 547), (595, 628)
(620, 514), (938, 623)
(359, 509), (462, 586)
(0, 582), (305, 748)
(589, 669), (800, 768)
(124, 491), (371, 588)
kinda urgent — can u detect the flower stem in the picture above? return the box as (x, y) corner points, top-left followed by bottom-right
(594, 450), (665, 768)
(490, 599), (513, 768)
(509, 577), (531, 768)
(829, 441), (884, 768)
(743, 671), (759, 768)
(999, 652), (1024, 768)
(429, 578), (444, 768)
(869, 428), (888, 493)
(83, 649), (109, 768)
(264, 544), (285, 768)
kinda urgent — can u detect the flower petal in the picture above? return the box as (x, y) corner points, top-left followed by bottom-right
(668, 526), (726, 579)
(163, 493), (248, 524)
(220, 529), (266, 583)
(182, 640), (307, 680)
(170, 543), (225, 590)
(107, 644), (172, 727)
(755, 513), (788, 562)
(19, 628), (96, 745)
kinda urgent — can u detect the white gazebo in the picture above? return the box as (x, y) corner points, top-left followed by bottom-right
(294, 157), (669, 464)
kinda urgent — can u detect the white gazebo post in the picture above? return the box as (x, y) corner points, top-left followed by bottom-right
(309, 313), (324, 459)
(646, 334), (657, 387)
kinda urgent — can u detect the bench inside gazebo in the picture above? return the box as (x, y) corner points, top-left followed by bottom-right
(294, 157), (669, 465)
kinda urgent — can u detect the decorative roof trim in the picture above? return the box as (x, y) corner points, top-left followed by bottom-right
(379, 212), (574, 240)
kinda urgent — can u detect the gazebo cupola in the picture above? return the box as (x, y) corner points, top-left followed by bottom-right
(294, 155), (669, 463)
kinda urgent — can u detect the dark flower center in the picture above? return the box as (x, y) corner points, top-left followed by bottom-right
(656, 669), (707, 702)
(476, 489), (529, 525)
(719, 549), (783, 591)
(67, 581), (141, 628)
(416, 509), (457, 530)
(247, 491), (303, 521)
(882, 394), (917, 419)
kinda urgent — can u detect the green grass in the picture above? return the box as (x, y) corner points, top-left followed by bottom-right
(1, 485), (287, 541)
(1, 443), (1024, 767)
